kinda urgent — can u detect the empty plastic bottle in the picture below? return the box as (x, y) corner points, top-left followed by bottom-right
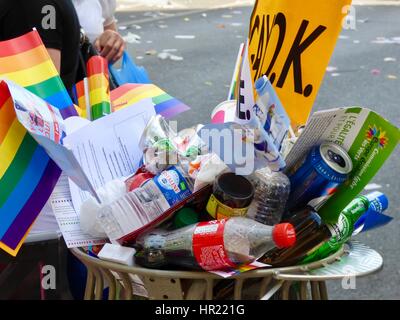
(247, 167), (290, 226)
(98, 165), (194, 242)
(134, 217), (296, 271)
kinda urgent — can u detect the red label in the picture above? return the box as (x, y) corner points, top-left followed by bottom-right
(192, 220), (236, 271)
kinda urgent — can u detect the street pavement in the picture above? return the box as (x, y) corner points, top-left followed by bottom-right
(115, 4), (400, 299)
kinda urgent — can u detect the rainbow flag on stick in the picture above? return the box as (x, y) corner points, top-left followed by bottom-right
(87, 56), (111, 120)
(111, 83), (190, 119)
(72, 79), (88, 118)
(0, 30), (77, 256)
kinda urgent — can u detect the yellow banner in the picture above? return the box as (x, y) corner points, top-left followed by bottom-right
(248, 0), (352, 128)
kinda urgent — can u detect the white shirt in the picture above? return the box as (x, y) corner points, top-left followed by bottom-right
(72, 0), (117, 43)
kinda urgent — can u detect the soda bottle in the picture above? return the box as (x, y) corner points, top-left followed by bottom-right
(98, 165), (194, 242)
(302, 192), (388, 263)
(247, 167), (290, 225)
(134, 217), (296, 271)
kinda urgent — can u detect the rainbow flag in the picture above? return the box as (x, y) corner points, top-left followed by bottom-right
(111, 83), (190, 118)
(72, 79), (88, 118)
(0, 30), (77, 256)
(87, 56), (111, 120)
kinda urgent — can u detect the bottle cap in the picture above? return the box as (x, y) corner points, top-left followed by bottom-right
(173, 208), (199, 229)
(255, 76), (267, 95)
(272, 223), (296, 248)
(366, 191), (389, 212)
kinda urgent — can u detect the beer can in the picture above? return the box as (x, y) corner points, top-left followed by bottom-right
(287, 142), (353, 212)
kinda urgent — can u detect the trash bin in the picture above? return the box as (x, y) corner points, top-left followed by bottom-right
(69, 241), (382, 300)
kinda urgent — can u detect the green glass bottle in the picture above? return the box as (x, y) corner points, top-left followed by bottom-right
(302, 195), (370, 263)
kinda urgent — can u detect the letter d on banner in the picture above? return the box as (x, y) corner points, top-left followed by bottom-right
(247, 0), (352, 128)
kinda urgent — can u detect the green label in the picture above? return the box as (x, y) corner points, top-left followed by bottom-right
(319, 108), (400, 223)
(326, 214), (351, 247)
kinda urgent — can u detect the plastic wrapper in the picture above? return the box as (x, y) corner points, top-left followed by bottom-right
(139, 115), (179, 174)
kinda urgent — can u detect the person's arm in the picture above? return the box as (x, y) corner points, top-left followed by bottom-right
(94, 29), (125, 63)
(104, 20), (117, 32)
(94, 0), (125, 63)
(47, 48), (61, 73)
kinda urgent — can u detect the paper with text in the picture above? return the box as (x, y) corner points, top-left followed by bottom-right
(63, 99), (156, 214)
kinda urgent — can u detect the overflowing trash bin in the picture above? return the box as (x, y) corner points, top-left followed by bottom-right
(0, 0), (399, 301)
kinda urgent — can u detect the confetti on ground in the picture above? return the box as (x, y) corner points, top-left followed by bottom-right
(371, 68), (381, 76)
(232, 10), (242, 15)
(145, 49), (158, 56)
(339, 35), (350, 40)
(331, 73), (341, 77)
(217, 24), (226, 29)
(387, 74), (398, 80)
(184, 17), (190, 22)
(222, 14), (233, 18)
(372, 37), (400, 44)
(357, 18), (369, 23)
(136, 56), (144, 60)
(146, 40), (153, 44)
(157, 52), (169, 60)
(158, 25), (168, 29)
(236, 35), (243, 39)
(157, 52), (183, 61)
(201, 13), (208, 17)
(162, 49), (178, 53)
(123, 32), (141, 44)
(364, 183), (382, 191)
(353, 40), (360, 44)
(118, 26), (128, 31)
(204, 81), (213, 86)
(326, 66), (338, 72)
(175, 35), (196, 39)
(158, 12), (175, 17)
(170, 55), (184, 61)
(384, 57), (397, 62)
(231, 22), (243, 27)
(130, 24), (142, 30)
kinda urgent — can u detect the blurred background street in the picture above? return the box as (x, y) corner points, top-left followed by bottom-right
(114, 0), (400, 299)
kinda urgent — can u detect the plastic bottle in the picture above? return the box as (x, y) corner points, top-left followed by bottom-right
(134, 217), (296, 271)
(98, 165), (194, 242)
(247, 167), (290, 225)
(302, 193), (387, 263)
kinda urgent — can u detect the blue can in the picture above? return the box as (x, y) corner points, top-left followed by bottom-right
(287, 142), (353, 212)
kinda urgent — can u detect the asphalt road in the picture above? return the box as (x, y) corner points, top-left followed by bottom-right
(116, 5), (400, 300)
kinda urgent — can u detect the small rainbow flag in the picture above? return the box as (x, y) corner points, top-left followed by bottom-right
(0, 30), (77, 256)
(110, 83), (190, 119)
(87, 56), (111, 120)
(72, 79), (88, 118)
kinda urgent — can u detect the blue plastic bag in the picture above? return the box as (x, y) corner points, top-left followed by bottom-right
(109, 51), (151, 86)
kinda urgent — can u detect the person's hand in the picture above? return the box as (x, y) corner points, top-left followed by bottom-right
(94, 30), (125, 63)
